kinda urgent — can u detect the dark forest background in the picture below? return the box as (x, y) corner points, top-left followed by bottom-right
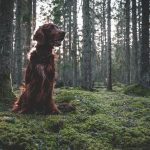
(0, 0), (149, 98)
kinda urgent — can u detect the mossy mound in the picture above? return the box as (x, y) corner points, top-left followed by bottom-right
(124, 84), (150, 97)
(0, 87), (150, 149)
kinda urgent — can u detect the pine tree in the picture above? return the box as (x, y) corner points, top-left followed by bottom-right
(14, 0), (23, 86)
(140, 0), (150, 87)
(0, 0), (15, 98)
(72, 0), (78, 86)
(125, 0), (130, 84)
(106, 0), (112, 90)
(24, 0), (32, 66)
(131, 0), (138, 83)
(82, 0), (92, 90)
(32, 0), (36, 32)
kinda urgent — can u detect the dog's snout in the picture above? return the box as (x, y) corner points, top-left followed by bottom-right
(60, 31), (66, 37)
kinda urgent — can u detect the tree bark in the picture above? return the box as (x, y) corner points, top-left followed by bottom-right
(125, 0), (130, 84)
(0, 0), (15, 98)
(91, 0), (97, 86)
(137, 0), (141, 80)
(131, 0), (138, 83)
(62, 3), (67, 86)
(14, 0), (23, 86)
(107, 0), (112, 90)
(72, 0), (78, 87)
(32, 0), (36, 32)
(101, 0), (107, 84)
(140, 0), (150, 87)
(82, 0), (92, 90)
(24, 0), (32, 66)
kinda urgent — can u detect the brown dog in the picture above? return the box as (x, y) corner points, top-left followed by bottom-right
(12, 23), (65, 114)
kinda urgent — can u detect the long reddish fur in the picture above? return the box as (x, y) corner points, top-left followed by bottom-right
(12, 44), (59, 114)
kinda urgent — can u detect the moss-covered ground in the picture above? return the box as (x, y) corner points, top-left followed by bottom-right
(0, 86), (150, 150)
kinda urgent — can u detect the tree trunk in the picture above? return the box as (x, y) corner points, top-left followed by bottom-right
(107, 0), (112, 90)
(101, 0), (107, 84)
(137, 0), (141, 80)
(140, 0), (150, 87)
(125, 0), (130, 84)
(72, 0), (78, 87)
(62, 4), (67, 86)
(14, 0), (23, 86)
(68, 0), (73, 86)
(68, 0), (72, 62)
(131, 0), (138, 83)
(91, 0), (97, 86)
(32, 0), (36, 32)
(24, 0), (32, 66)
(0, 0), (15, 98)
(82, 0), (92, 90)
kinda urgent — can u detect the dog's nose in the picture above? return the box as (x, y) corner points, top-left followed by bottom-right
(61, 31), (66, 36)
(60, 31), (66, 38)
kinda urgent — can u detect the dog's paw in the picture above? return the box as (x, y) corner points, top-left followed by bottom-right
(49, 104), (61, 115)
(12, 102), (20, 113)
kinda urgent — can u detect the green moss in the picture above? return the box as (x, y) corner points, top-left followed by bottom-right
(124, 84), (150, 97)
(0, 86), (150, 149)
(56, 90), (76, 103)
(44, 116), (65, 132)
(59, 127), (111, 150)
(122, 127), (150, 149)
(81, 114), (122, 146)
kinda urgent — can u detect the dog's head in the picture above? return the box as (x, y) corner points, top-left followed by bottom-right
(33, 23), (65, 47)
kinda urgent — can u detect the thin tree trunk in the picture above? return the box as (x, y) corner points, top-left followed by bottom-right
(131, 0), (138, 83)
(72, 0), (78, 87)
(32, 0), (36, 32)
(68, 0), (72, 62)
(91, 0), (97, 86)
(14, 0), (23, 86)
(101, 0), (107, 83)
(125, 0), (130, 84)
(137, 0), (141, 80)
(140, 0), (150, 87)
(62, 5), (67, 86)
(24, 0), (32, 66)
(107, 0), (112, 90)
(120, 1), (126, 83)
(68, 0), (73, 86)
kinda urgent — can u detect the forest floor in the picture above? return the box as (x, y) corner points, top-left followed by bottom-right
(0, 85), (150, 150)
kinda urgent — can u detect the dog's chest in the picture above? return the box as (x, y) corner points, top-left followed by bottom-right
(30, 51), (55, 79)
(31, 51), (54, 64)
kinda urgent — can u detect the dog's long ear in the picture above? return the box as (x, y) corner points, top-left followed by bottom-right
(33, 28), (45, 45)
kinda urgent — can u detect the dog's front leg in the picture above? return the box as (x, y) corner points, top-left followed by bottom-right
(48, 82), (60, 114)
